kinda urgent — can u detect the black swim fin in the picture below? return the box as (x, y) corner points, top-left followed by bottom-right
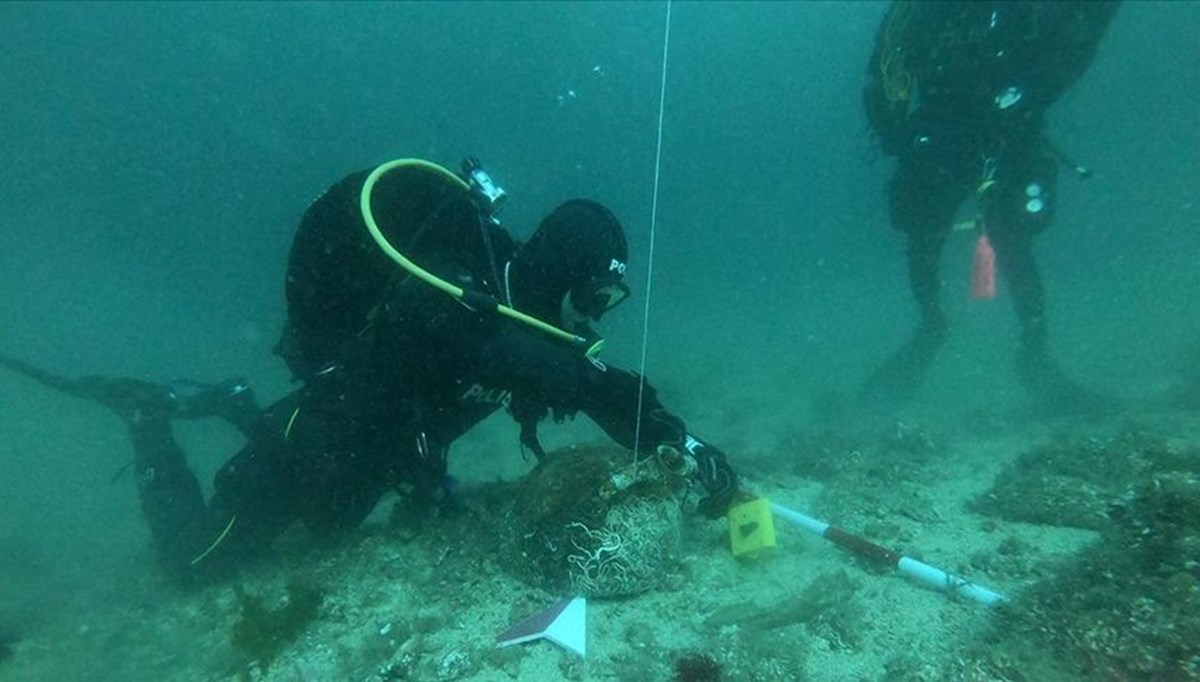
(0, 352), (260, 434)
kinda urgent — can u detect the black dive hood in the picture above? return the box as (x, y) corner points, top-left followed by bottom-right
(509, 199), (629, 324)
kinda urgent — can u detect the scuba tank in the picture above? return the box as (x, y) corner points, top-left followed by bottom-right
(277, 158), (500, 379)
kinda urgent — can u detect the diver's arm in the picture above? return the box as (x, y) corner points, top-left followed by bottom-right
(574, 366), (738, 518)
(478, 327), (681, 450)
(478, 328), (739, 516)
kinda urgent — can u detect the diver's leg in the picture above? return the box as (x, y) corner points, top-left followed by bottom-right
(987, 141), (1058, 370)
(185, 392), (314, 577)
(75, 375), (265, 576)
(202, 385), (388, 566)
(987, 228), (1048, 368)
(123, 398), (286, 582)
(0, 359), (217, 570)
(906, 225), (951, 343)
(196, 443), (298, 574)
(290, 389), (395, 538)
(860, 155), (967, 403)
(124, 405), (217, 578)
(0, 355), (271, 577)
(987, 143), (1110, 416)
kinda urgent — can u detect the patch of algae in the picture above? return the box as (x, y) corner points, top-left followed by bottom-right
(971, 429), (1200, 530)
(230, 581), (323, 678)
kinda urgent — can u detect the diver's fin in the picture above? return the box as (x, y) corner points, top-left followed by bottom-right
(0, 351), (260, 433)
(0, 351), (84, 396)
(0, 351), (172, 421)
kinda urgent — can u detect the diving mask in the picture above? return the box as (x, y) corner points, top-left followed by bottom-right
(569, 277), (630, 321)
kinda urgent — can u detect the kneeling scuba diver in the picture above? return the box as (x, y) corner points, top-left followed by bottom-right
(0, 156), (740, 581)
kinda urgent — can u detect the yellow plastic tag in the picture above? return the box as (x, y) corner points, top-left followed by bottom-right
(728, 497), (776, 557)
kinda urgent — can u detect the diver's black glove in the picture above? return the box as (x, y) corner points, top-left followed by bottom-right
(685, 436), (738, 519)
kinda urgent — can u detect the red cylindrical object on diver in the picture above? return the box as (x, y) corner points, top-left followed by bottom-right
(971, 233), (996, 300)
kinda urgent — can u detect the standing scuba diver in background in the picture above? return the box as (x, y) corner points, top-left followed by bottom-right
(859, 1), (1120, 414)
(0, 158), (739, 583)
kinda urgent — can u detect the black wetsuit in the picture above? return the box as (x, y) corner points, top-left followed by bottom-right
(861, 1), (1118, 406)
(113, 171), (731, 581)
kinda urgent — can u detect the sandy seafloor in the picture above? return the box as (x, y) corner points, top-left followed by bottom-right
(3, 370), (1197, 682)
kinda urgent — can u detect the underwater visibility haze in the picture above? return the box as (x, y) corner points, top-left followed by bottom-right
(1, 1), (1198, 680)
